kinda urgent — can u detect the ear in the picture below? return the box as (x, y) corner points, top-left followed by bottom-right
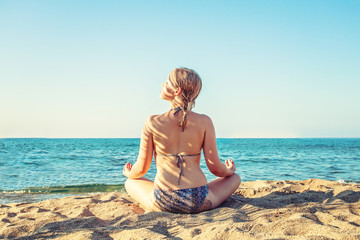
(174, 87), (182, 96)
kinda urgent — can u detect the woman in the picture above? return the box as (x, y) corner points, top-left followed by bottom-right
(123, 67), (241, 214)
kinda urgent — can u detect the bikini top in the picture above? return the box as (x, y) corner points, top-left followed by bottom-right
(155, 152), (201, 185)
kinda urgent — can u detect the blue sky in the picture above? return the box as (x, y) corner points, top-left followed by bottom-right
(1, 0), (359, 138)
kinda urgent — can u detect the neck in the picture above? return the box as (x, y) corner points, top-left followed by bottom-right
(170, 99), (184, 110)
(171, 104), (183, 110)
(170, 104), (192, 111)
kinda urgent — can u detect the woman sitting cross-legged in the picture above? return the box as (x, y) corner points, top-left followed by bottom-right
(123, 67), (241, 214)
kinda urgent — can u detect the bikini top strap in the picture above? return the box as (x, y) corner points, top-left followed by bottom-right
(155, 152), (201, 157)
(154, 152), (201, 185)
(176, 154), (185, 185)
(172, 107), (183, 117)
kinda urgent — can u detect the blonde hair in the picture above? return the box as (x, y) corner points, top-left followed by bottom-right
(168, 67), (202, 131)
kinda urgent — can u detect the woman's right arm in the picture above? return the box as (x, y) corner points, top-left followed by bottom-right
(123, 117), (154, 179)
(202, 115), (236, 177)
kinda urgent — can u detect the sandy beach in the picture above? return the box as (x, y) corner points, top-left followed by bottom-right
(1, 179), (359, 239)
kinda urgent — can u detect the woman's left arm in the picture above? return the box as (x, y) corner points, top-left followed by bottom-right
(123, 117), (154, 179)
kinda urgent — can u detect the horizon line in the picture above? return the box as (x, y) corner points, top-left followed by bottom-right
(1, 137), (360, 139)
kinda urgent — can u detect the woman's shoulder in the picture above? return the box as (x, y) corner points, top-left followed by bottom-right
(188, 112), (214, 129)
(144, 113), (167, 125)
(145, 111), (213, 126)
(145, 114), (160, 123)
(191, 111), (212, 121)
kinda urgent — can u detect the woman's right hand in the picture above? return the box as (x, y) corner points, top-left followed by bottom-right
(123, 162), (133, 178)
(225, 159), (236, 176)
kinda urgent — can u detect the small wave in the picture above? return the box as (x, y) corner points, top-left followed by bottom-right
(33, 150), (49, 154)
(1, 183), (125, 194)
(337, 179), (360, 184)
(125, 143), (138, 147)
(23, 162), (41, 166)
(338, 179), (346, 184)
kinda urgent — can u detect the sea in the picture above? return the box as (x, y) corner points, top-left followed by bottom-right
(0, 138), (359, 204)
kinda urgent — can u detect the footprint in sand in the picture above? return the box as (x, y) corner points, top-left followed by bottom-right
(7, 212), (17, 218)
(1, 218), (11, 223)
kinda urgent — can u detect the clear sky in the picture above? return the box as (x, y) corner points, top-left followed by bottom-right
(1, 0), (359, 138)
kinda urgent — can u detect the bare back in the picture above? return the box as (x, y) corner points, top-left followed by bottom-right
(147, 110), (209, 189)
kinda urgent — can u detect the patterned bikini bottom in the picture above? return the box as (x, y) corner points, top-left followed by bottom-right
(153, 184), (209, 214)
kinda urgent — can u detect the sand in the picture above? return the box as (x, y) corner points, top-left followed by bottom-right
(1, 179), (360, 240)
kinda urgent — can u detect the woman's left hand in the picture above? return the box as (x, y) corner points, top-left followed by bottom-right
(225, 159), (236, 175)
(123, 162), (133, 177)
